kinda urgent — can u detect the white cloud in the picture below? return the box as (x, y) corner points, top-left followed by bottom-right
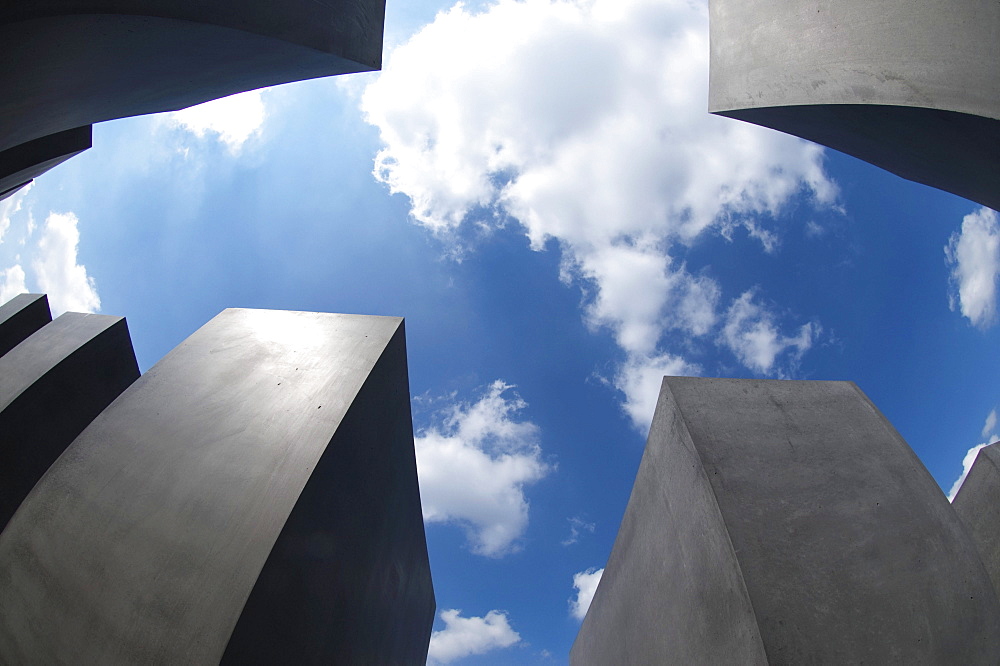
(983, 409), (997, 439)
(0, 182), (32, 245)
(32, 212), (100, 315)
(720, 291), (816, 375)
(427, 609), (521, 664)
(946, 207), (1000, 329)
(415, 380), (550, 557)
(561, 516), (595, 546)
(569, 567), (604, 621)
(0, 264), (27, 303)
(166, 89), (268, 153)
(615, 351), (698, 431)
(363, 0), (835, 419)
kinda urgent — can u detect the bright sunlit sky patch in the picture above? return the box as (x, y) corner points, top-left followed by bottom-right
(1, 0), (998, 663)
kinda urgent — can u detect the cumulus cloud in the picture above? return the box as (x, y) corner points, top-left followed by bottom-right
(32, 212), (100, 315)
(415, 380), (550, 557)
(948, 408), (999, 501)
(720, 291), (817, 375)
(363, 0), (835, 427)
(0, 264), (27, 303)
(946, 207), (1000, 329)
(427, 609), (521, 664)
(569, 567), (604, 621)
(166, 89), (268, 153)
(615, 351), (697, 431)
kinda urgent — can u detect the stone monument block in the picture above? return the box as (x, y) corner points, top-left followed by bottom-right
(0, 308), (434, 664)
(571, 377), (1000, 664)
(0, 309), (139, 531)
(0, 293), (51, 357)
(953, 441), (1000, 599)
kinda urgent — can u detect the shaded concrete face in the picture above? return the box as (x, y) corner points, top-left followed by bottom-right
(573, 377), (1000, 664)
(0, 126), (91, 203)
(709, 0), (1000, 210)
(0, 309), (434, 664)
(0, 0), (385, 186)
(0, 293), (51, 358)
(0, 311), (139, 532)
(953, 442), (1000, 598)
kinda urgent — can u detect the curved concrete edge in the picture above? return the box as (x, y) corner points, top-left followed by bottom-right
(953, 442), (1000, 599)
(0, 293), (51, 358)
(715, 104), (1000, 212)
(0, 309), (434, 664)
(0, 311), (140, 532)
(0, 126), (91, 203)
(573, 377), (1000, 664)
(571, 377), (768, 665)
(0, 11), (381, 153)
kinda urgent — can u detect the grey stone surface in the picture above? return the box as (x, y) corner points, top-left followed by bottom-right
(0, 308), (434, 664)
(953, 441), (1000, 599)
(709, 0), (1000, 210)
(0, 126), (91, 203)
(0, 311), (139, 532)
(572, 377), (1000, 664)
(0, 293), (51, 358)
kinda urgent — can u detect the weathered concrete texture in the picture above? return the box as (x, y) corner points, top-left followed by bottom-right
(0, 309), (434, 664)
(0, 311), (139, 532)
(709, 0), (1000, 210)
(0, 126), (91, 203)
(953, 442), (1000, 599)
(572, 377), (1000, 665)
(0, 293), (51, 358)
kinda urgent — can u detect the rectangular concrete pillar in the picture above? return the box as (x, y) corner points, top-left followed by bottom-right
(572, 377), (1000, 664)
(0, 293), (51, 357)
(0, 309), (434, 664)
(0, 310), (139, 532)
(953, 442), (1000, 599)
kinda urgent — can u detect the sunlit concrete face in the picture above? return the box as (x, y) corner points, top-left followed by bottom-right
(0, 308), (434, 664)
(0, 0), (386, 199)
(572, 377), (1000, 664)
(709, 0), (1000, 210)
(953, 442), (1000, 598)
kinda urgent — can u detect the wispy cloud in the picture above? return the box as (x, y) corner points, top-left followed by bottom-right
(946, 207), (1000, 329)
(363, 0), (836, 431)
(720, 290), (817, 376)
(415, 380), (551, 557)
(427, 609), (521, 664)
(561, 516), (596, 546)
(569, 567), (604, 621)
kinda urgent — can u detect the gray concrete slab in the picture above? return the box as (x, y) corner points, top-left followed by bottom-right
(0, 311), (139, 532)
(0, 126), (91, 203)
(953, 442), (1000, 599)
(0, 293), (51, 358)
(572, 377), (1000, 664)
(0, 308), (434, 664)
(709, 0), (1000, 210)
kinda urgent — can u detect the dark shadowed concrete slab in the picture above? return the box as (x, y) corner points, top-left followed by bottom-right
(0, 309), (434, 664)
(0, 126), (91, 203)
(572, 377), (1000, 664)
(953, 442), (1000, 599)
(0, 293), (51, 358)
(0, 311), (139, 532)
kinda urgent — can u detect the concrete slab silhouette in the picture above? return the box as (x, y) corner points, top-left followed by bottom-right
(0, 310), (139, 532)
(0, 308), (434, 664)
(709, 0), (1000, 210)
(953, 441), (1000, 598)
(0, 293), (51, 357)
(572, 377), (1000, 664)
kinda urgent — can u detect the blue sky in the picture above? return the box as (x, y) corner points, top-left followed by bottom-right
(1, 0), (999, 663)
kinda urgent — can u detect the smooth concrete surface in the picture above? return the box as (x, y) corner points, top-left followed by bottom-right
(0, 309), (434, 664)
(0, 311), (139, 532)
(0, 1), (385, 155)
(709, 0), (1000, 210)
(953, 442), (1000, 598)
(0, 126), (91, 203)
(572, 377), (1000, 664)
(0, 293), (51, 358)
